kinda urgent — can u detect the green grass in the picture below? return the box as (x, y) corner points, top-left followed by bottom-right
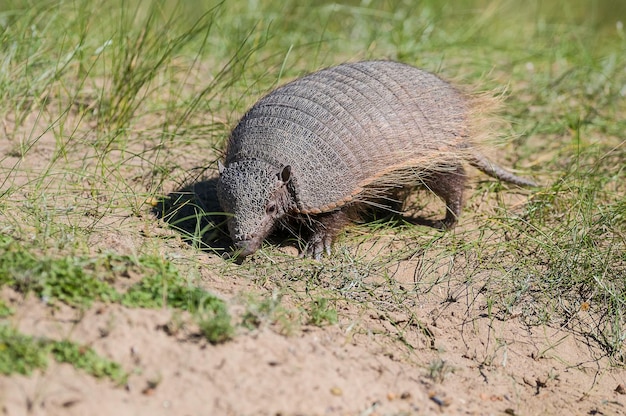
(0, 234), (219, 308)
(240, 291), (301, 335)
(0, 235), (118, 307)
(0, 325), (127, 384)
(0, 325), (49, 376)
(0, 233), (233, 377)
(0, 0), (624, 384)
(307, 297), (338, 327)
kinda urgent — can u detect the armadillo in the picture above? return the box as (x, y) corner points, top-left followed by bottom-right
(217, 60), (535, 260)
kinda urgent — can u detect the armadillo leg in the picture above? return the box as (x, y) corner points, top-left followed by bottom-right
(300, 208), (354, 260)
(423, 165), (467, 229)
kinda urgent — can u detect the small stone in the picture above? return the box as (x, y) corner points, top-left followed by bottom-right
(616, 384), (626, 395)
(330, 387), (343, 396)
(400, 391), (412, 400)
(428, 391), (450, 407)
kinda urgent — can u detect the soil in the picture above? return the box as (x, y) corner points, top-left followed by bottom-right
(1, 114), (625, 416)
(1, 290), (625, 416)
(2, 237), (625, 416)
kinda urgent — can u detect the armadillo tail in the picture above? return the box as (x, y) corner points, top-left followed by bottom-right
(469, 153), (537, 187)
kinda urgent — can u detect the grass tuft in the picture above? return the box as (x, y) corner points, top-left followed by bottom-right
(50, 339), (127, 385)
(0, 235), (118, 307)
(0, 235), (233, 344)
(0, 325), (127, 384)
(0, 325), (49, 376)
(307, 297), (338, 327)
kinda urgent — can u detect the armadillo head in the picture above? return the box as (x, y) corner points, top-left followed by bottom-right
(217, 159), (295, 259)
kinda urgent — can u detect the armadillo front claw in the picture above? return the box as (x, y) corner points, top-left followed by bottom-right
(301, 233), (332, 260)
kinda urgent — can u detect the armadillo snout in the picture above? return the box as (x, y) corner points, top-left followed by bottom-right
(225, 218), (261, 258)
(228, 217), (274, 258)
(233, 238), (262, 258)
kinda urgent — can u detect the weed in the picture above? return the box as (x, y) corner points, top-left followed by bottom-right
(0, 325), (127, 384)
(195, 301), (234, 344)
(307, 297), (338, 327)
(0, 325), (49, 376)
(426, 358), (454, 383)
(120, 256), (231, 320)
(241, 291), (300, 335)
(0, 235), (234, 344)
(0, 299), (13, 318)
(50, 340), (127, 385)
(0, 236), (119, 307)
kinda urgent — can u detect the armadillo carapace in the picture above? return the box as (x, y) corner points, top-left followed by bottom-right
(217, 60), (535, 260)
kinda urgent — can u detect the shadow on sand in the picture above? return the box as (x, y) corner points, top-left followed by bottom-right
(151, 176), (232, 256)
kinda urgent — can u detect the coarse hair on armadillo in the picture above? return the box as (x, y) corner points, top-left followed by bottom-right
(353, 88), (526, 209)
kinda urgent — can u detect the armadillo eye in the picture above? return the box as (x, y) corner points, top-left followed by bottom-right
(266, 203), (276, 214)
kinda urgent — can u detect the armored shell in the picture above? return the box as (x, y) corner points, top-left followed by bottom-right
(224, 60), (469, 214)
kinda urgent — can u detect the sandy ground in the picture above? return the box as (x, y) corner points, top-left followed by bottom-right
(1, 258), (625, 416)
(1, 111), (625, 416)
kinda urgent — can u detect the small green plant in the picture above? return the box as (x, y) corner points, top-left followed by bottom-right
(241, 294), (281, 330)
(50, 340), (127, 385)
(195, 299), (234, 344)
(121, 256), (230, 302)
(0, 325), (50, 376)
(0, 299), (13, 318)
(0, 237), (120, 307)
(241, 292), (300, 335)
(0, 325), (127, 384)
(426, 359), (454, 383)
(307, 297), (338, 327)
(118, 256), (234, 343)
(0, 237), (234, 344)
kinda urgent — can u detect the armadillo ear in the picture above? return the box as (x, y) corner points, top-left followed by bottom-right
(218, 161), (225, 175)
(279, 165), (292, 183)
